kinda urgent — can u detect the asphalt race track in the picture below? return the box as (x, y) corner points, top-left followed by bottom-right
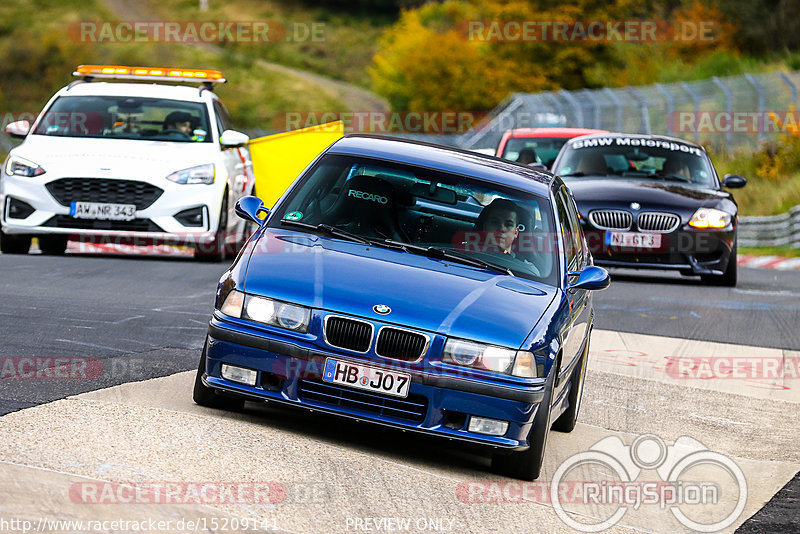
(1, 247), (798, 533)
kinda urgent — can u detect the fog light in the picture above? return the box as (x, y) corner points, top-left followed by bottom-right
(221, 364), (257, 386)
(7, 197), (35, 219)
(175, 206), (205, 227)
(468, 416), (509, 436)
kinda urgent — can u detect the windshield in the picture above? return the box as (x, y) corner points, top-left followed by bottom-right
(552, 137), (717, 187)
(269, 154), (560, 286)
(32, 95), (212, 143)
(501, 137), (569, 168)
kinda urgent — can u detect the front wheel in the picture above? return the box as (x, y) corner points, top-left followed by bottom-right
(194, 192), (229, 262)
(552, 338), (589, 433)
(701, 244), (737, 287)
(491, 364), (555, 480)
(0, 231), (32, 254)
(193, 344), (245, 411)
(236, 187), (258, 253)
(39, 235), (69, 255)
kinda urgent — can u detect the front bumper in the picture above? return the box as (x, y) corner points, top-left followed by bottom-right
(0, 173), (223, 244)
(203, 318), (547, 450)
(583, 227), (735, 276)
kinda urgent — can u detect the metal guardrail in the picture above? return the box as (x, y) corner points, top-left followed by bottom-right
(462, 71), (800, 152)
(739, 205), (800, 248)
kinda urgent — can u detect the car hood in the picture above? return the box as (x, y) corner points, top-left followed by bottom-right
(566, 178), (730, 212)
(242, 229), (558, 349)
(12, 135), (217, 179)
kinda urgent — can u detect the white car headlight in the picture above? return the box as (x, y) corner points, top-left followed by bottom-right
(689, 208), (732, 229)
(5, 155), (45, 177)
(246, 294), (311, 333)
(218, 290), (311, 333)
(443, 339), (516, 374)
(443, 339), (545, 377)
(166, 163), (215, 184)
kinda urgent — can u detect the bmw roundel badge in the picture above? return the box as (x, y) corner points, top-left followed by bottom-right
(630, 202), (641, 210)
(373, 304), (391, 315)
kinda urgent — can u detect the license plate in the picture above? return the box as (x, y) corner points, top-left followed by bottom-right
(605, 231), (661, 249)
(70, 202), (136, 221)
(322, 358), (411, 398)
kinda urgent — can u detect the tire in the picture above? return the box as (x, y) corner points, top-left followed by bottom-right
(491, 360), (556, 480)
(552, 338), (590, 433)
(38, 235), (68, 255)
(195, 191), (228, 262)
(193, 344), (246, 411)
(236, 187), (257, 253)
(0, 231), (32, 254)
(701, 244), (737, 287)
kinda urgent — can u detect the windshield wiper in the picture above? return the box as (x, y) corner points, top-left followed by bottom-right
(439, 248), (515, 276)
(280, 219), (371, 245)
(383, 239), (513, 276)
(382, 239), (429, 253)
(561, 171), (620, 178)
(646, 172), (691, 183)
(621, 170), (690, 183)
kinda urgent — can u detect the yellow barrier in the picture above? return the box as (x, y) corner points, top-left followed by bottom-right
(248, 121), (344, 208)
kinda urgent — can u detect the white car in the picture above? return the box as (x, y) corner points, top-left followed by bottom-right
(0, 65), (255, 260)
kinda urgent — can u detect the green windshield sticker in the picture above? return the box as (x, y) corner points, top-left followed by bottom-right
(285, 211), (303, 221)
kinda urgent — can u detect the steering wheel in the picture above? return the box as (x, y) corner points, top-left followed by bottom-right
(161, 129), (191, 139)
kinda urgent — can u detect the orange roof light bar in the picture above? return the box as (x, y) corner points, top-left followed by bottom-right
(73, 65), (226, 84)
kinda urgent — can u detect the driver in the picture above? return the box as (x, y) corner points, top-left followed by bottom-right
(475, 198), (521, 254)
(516, 148), (537, 165)
(162, 111), (193, 135)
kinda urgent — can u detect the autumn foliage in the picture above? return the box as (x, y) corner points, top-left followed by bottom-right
(370, 0), (740, 112)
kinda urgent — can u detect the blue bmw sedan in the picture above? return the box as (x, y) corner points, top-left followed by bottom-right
(193, 135), (609, 480)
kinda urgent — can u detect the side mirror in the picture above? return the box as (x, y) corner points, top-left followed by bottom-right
(5, 120), (30, 138)
(235, 196), (269, 224)
(528, 162), (548, 171)
(220, 129), (249, 148)
(722, 174), (747, 189)
(568, 265), (610, 291)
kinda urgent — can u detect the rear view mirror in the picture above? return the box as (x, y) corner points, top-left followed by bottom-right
(625, 150), (650, 161)
(220, 129), (250, 148)
(722, 174), (747, 189)
(5, 120), (30, 138)
(235, 196), (269, 224)
(410, 182), (457, 205)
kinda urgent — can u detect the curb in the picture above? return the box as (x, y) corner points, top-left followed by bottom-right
(738, 255), (800, 270)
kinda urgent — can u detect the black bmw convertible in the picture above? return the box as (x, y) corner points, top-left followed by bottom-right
(551, 133), (746, 286)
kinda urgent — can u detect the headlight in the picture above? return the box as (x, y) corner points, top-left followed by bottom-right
(443, 339), (517, 374)
(245, 294), (311, 332)
(689, 208), (732, 229)
(217, 290), (311, 333)
(166, 163), (215, 184)
(5, 155), (45, 177)
(443, 339), (545, 377)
